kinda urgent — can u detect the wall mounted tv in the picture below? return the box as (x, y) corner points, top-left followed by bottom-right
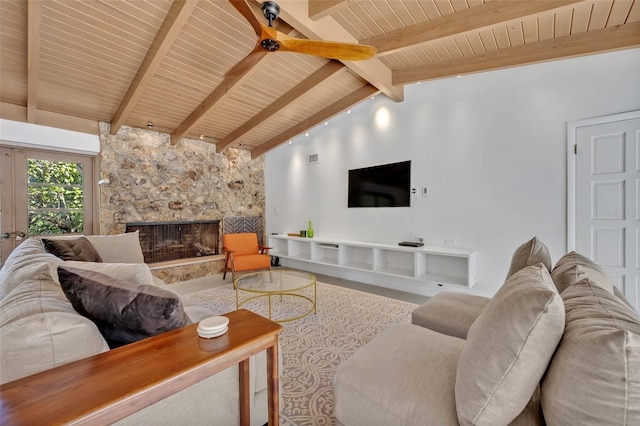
(348, 161), (411, 208)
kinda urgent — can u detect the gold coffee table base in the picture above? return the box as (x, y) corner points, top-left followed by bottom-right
(234, 270), (317, 323)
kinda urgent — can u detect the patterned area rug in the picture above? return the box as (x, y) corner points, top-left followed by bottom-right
(182, 281), (417, 425)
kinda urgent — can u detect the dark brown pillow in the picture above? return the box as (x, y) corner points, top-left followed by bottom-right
(42, 237), (103, 262)
(57, 266), (188, 348)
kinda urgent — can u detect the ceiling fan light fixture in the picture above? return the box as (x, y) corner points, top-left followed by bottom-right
(261, 39), (280, 51)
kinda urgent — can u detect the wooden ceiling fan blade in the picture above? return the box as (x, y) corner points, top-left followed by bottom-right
(224, 51), (268, 78)
(279, 39), (376, 61)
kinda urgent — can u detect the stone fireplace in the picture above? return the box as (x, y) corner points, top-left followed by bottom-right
(98, 124), (265, 282)
(126, 220), (220, 264)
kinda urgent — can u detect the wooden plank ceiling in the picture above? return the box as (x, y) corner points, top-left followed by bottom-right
(1, 0), (638, 158)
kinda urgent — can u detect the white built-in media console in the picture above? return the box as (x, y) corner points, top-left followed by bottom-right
(268, 235), (477, 289)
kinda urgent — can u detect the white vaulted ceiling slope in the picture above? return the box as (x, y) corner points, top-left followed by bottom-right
(1, 0), (638, 157)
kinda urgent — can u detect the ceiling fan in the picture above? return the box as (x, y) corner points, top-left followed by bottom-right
(226, 0), (376, 77)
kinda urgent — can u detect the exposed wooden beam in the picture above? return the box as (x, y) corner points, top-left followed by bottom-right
(251, 84), (378, 158)
(393, 22), (640, 85)
(274, 0), (403, 102)
(171, 1), (298, 146)
(216, 61), (344, 152)
(109, 0), (197, 135)
(1, 103), (100, 135)
(309, 0), (347, 21)
(363, 0), (584, 56)
(170, 52), (268, 145)
(27, 0), (42, 123)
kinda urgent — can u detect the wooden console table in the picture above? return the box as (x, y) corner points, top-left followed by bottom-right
(0, 309), (283, 425)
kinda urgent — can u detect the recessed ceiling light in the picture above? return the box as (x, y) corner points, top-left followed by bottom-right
(305, 132), (309, 136)
(324, 121), (329, 125)
(347, 109), (351, 114)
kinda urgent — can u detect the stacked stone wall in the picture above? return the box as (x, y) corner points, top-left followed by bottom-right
(98, 124), (265, 281)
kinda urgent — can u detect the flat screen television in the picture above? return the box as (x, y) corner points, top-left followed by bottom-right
(348, 161), (411, 208)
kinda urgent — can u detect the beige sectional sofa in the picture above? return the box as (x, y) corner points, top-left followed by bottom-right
(333, 237), (640, 426)
(0, 235), (271, 425)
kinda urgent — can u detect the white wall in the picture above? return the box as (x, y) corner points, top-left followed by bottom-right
(265, 48), (640, 298)
(0, 119), (100, 154)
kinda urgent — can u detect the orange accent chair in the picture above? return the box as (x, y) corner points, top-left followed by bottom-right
(222, 233), (272, 281)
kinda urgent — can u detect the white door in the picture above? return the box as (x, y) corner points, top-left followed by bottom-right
(575, 116), (640, 310)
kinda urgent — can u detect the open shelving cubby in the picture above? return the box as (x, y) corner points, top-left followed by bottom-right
(375, 248), (414, 278)
(340, 243), (374, 270)
(268, 235), (477, 289)
(312, 242), (340, 266)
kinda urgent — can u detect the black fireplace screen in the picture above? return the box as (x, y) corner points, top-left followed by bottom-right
(126, 220), (220, 263)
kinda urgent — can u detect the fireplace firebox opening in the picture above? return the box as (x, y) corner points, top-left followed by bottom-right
(126, 220), (220, 264)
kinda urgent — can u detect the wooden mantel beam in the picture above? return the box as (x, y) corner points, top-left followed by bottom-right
(109, 0), (197, 135)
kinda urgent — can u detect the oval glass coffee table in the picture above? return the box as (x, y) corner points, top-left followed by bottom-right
(234, 270), (317, 323)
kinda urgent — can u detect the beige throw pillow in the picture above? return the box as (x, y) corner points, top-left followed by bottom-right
(59, 261), (155, 287)
(541, 279), (640, 425)
(506, 236), (552, 279)
(550, 251), (613, 294)
(85, 231), (145, 263)
(455, 264), (565, 426)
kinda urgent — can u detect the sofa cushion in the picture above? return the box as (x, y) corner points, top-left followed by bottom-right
(57, 266), (188, 348)
(506, 236), (552, 279)
(613, 285), (637, 312)
(231, 254), (271, 272)
(333, 323), (463, 426)
(0, 277), (109, 384)
(42, 237), (103, 262)
(85, 231), (145, 263)
(455, 263), (565, 426)
(551, 251), (613, 294)
(0, 238), (61, 299)
(57, 261), (156, 287)
(541, 279), (640, 425)
(411, 292), (490, 339)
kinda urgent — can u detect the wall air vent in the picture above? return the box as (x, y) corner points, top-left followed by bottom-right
(308, 153), (319, 164)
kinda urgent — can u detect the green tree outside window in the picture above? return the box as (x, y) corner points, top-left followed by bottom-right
(28, 159), (85, 235)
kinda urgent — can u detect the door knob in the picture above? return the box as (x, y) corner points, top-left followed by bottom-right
(2, 231), (26, 239)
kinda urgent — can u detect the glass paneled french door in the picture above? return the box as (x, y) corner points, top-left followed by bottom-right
(0, 147), (96, 265)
